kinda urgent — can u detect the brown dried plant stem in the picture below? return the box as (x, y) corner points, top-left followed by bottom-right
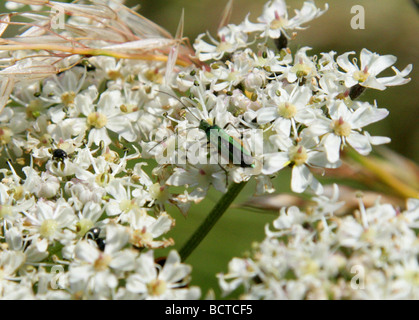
(179, 181), (248, 262)
(0, 44), (192, 67)
(347, 148), (419, 199)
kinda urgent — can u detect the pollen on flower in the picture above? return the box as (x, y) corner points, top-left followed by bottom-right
(94, 253), (112, 271)
(87, 112), (108, 129)
(145, 69), (163, 84)
(289, 145), (308, 166)
(61, 91), (76, 106)
(107, 69), (122, 80)
(302, 258), (320, 275)
(131, 227), (153, 247)
(102, 149), (119, 163)
(149, 183), (170, 203)
(39, 219), (59, 238)
(353, 68), (369, 83)
(270, 14), (287, 30)
(120, 199), (138, 213)
(278, 102), (297, 119)
(291, 62), (312, 78)
(147, 278), (167, 296)
(332, 117), (351, 137)
(216, 41), (232, 53)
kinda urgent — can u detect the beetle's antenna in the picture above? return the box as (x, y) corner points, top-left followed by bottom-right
(156, 90), (201, 121)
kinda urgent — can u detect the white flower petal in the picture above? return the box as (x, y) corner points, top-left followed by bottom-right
(291, 165), (310, 193)
(262, 152), (290, 175)
(323, 133), (341, 163)
(347, 132), (371, 155)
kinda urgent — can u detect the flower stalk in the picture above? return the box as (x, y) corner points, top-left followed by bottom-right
(0, 44), (192, 67)
(179, 181), (248, 262)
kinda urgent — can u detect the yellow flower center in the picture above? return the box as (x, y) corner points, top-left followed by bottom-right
(94, 254), (112, 272)
(149, 183), (170, 203)
(216, 41), (232, 53)
(302, 259), (320, 275)
(147, 278), (167, 296)
(278, 102), (297, 119)
(119, 199), (139, 213)
(87, 112), (108, 129)
(40, 219), (59, 238)
(131, 228), (153, 248)
(332, 118), (351, 137)
(289, 145), (308, 166)
(61, 91), (76, 106)
(353, 69), (369, 83)
(145, 69), (163, 84)
(107, 70), (122, 80)
(270, 16), (288, 29)
(291, 63), (312, 78)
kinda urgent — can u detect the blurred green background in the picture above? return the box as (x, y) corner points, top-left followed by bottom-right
(0, 0), (417, 298)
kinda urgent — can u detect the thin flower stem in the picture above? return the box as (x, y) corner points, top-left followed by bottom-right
(347, 149), (419, 199)
(179, 181), (248, 262)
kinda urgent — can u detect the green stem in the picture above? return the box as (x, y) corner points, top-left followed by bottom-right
(179, 181), (248, 262)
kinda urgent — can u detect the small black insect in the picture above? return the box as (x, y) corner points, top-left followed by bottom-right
(95, 238), (106, 251)
(274, 33), (288, 51)
(86, 227), (101, 240)
(76, 60), (96, 72)
(85, 227), (106, 252)
(52, 149), (68, 161)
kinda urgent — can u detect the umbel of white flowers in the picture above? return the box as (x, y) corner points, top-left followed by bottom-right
(0, 0), (412, 299)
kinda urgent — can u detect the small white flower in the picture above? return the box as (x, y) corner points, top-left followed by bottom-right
(126, 250), (200, 299)
(194, 24), (248, 61)
(241, 0), (328, 39)
(24, 198), (76, 242)
(337, 48), (412, 90)
(69, 224), (136, 298)
(262, 133), (336, 194)
(312, 101), (390, 163)
(77, 89), (137, 146)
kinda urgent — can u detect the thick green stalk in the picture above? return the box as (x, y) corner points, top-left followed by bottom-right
(179, 181), (248, 262)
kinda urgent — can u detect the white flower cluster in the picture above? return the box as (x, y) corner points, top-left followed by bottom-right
(218, 187), (419, 299)
(143, 0), (412, 197)
(0, 55), (201, 299)
(0, 0), (413, 300)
